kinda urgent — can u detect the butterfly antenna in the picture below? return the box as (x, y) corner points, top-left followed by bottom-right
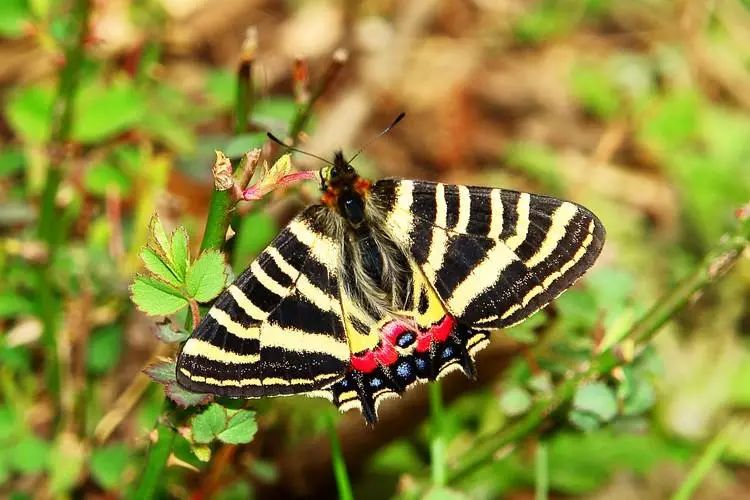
(266, 132), (334, 166)
(349, 112), (406, 163)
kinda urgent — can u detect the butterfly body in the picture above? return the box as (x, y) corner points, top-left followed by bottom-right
(176, 154), (605, 423)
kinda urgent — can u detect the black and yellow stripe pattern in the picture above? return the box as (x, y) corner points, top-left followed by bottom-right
(177, 206), (350, 396)
(374, 180), (605, 330)
(176, 166), (605, 424)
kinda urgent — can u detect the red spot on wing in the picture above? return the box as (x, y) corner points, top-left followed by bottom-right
(351, 315), (458, 368)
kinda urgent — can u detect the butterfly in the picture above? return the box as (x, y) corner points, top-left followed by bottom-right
(176, 140), (606, 424)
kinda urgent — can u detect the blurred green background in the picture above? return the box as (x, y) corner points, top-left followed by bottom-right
(1, 0), (750, 498)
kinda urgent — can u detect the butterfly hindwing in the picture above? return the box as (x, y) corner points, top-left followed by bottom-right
(372, 179), (606, 330)
(176, 206), (350, 397)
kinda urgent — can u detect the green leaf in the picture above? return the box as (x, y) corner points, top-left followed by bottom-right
(48, 436), (85, 494)
(169, 227), (190, 281)
(166, 382), (214, 408)
(217, 409), (257, 444)
(568, 409), (601, 432)
(0, 147), (24, 177)
(499, 386), (532, 417)
(130, 275), (188, 316)
(0, 406), (19, 442)
(0, 0), (32, 37)
(0, 292), (33, 318)
(191, 404), (257, 445)
(139, 247), (181, 287)
(84, 162), (132, 197)
(148, 214), (172, 262)
(572, 382), (617, 423)
(72, 81), (145, 143)
(143, 361), (176, 385)
(90, 444), (131, 490)
(153, 320), (190, 344)
(87, 325), (122, 375)
(144, 360), (213, 408)
(10, 435), (50, 474)
(192, 404), (227, 444)
(185, 250), (226, 302)
(5, 85), (54, 142)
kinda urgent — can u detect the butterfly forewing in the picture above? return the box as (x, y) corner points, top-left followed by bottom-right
(372, 179), (606, 330)
(176, 206), (350, 397)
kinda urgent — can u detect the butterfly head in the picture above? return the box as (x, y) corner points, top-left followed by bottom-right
(320, 151), (372, 227)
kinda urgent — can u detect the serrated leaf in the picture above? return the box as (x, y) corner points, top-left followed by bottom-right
(217, 409), (257, 444)
(148, 214), (172, 262)
(573, 382), (617, 422)
(166, 383), (214, 408)
(144, 360), (178, 385)
(153, 320), (190, 344)
(192, 404), (227, 444)
(170, 227), (190, 281)
(185, 250), (226, 302)
(139, 247), (181, 286)
(191, 405), (257, 445)
(145, 360), (213, 408)
(131, 275), (188, 316)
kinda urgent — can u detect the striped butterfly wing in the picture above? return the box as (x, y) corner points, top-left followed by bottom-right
(372, 179), (606, 330)
(176, 206), (350, 397)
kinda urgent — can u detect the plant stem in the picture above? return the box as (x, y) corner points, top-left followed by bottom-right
(131, 421), (177, 499)
(446, 213), (750, 484)
(326, 411), (354, 500)
(288, 49), (348, 143)
(38, 0), (91, 406)
(670, 423), (735, 500)
(535, 440), (549, 500)
(234, 27), (256, 135)
(133, 36), (262, 498)
(429, 382), (447, 487)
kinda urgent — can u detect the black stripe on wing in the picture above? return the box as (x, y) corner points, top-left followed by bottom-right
(372, 179), (606, 330)
(176, 206), (349, 398)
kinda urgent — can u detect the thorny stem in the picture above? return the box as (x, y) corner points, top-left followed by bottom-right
(446, 213), (750, 485)
(38, 0), (91, 409)
(288, 49), (348, 144)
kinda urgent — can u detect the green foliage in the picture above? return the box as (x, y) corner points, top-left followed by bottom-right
(87, 325), (123, 375)
(0, 0), (31, 37)
(130, 214), (226, 316)
(191, 403), (258, 445)
(144, 360), (213, 408)
(90, 444), (132, 490)
(569, 382), (617, 431)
